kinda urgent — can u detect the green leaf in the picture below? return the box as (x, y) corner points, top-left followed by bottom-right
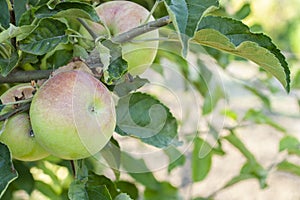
(106, 58), (128, 84)
(224, 131), (256, 163)
(121, 152), (160, 190)
(14, 0), (27, 25)
(115, 92), (180, 148)
(113, 76), (149, 97)
(164, 0), (219, 56)
(243, 109), (286, 133)
(244, 85), (271, 110)
(224, 132), (268, 188)
(240, 162), (268, 189)
(277, 160), (300, 177)
(234, 3), (251, 20)
(36, 181), (61, 199)
(101, 40), (128, 84)
(196, 16), (290, 92)
(224, 162), (268, 189)
(116, 181), (138, 200)
(19, 18), (68, 55)
(87, 173), (117, 199)
(144, 182), (180, 200)
(35, 2), (100, 22)
(0, 42), (19, 76)
(96, 138), (121, 179)
(224, 173), (256, 188)
(5, 161), (34, 194)
(279, 136), (300, 156)
(43, 49), (73, 70)
(164, 146), (186, 173)
(192, 137), (213, 182)
(0, 143), (18, 198)
(0, 0), (10, 29)
(115, 193), (133, 200)
(18, 8), (36, 26)
(68, 181), (89, 200)
(202, 83), (225, 115)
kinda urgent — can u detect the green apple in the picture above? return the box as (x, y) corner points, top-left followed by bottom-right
(0, 84), (50, 161)
(81, 1), (159, 75)
(30, 70), (116, 160)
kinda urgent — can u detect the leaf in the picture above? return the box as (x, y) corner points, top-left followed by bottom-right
(202, 83), (225, 115)
(224, 132), (268, 188)
(0, 143), (18, 198)
(36, 181), (61, 199)
(116, 181), (138, 200)
(196, 16), (290, 92)
(164, 146), (186, 173)
(97, 138), (121, 179)
(68, 161), (116, 200)
(0, 42), (19, 76)
(0, 25), (35, 42)
(224, 173), (256, 188)
(19, 18), (68, 55)
(144, 181), (180, 200)
(192, 137), (213, 182)
(101, 40), (128, 84)
(0, 0), (10, 29)
(224, 131), (256, 163)
(87, 173), (117, 199)
(243, 109), (286, 133)
(121, 152), (160, 190)
(35, 2), (100, 22)
(164, 0), (219, 56)
(115, 92), (180, 148)
(234, 3), (251, 20)
(279, 136), (300, 156)
(277, 160), (300, 177)
(115, 193), (133, 200)
(14, 0), (27, 25)
(68, 181), (89, 200)
(5, 161), (34, 194)
(113, 76), (149, 97)
(106, 58), (128, 84)
(243, 85), (271, 110)
(224, 162), (268, 189)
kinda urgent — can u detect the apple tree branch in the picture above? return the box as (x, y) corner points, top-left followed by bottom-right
(0, 16), (171, 84)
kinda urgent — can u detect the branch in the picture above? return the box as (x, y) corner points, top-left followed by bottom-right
(112, 16), (170, 43)
(0, 70), (52, 84)
(0, 16), (171, 84)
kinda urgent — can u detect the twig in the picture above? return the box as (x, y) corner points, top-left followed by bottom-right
(0, 70), (52, 84)
(77, 18), (98, 40)
(0, 103), (30, 122)
(112, 16), (170, 44)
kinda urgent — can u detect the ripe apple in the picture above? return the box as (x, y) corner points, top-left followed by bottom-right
(30, 70), (116, 160)
(81, 1), (159, 75)
(0, 84), (50, 161)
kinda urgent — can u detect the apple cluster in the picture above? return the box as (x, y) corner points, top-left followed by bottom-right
(0, 1), (159, 161)
(0, 68), (116, 161)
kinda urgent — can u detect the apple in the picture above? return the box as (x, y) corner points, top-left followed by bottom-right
(81, 1), (159, 75)
(0, 84), (50, 161)
(30, 70), (116, 160)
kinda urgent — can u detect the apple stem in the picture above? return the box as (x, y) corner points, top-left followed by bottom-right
(70, 160), (76, 177)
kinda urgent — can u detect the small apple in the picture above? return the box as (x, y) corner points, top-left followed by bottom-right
(0, 84), (50, 161)
(30, 70), (116, 160)
(80, 1), (159, 75)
